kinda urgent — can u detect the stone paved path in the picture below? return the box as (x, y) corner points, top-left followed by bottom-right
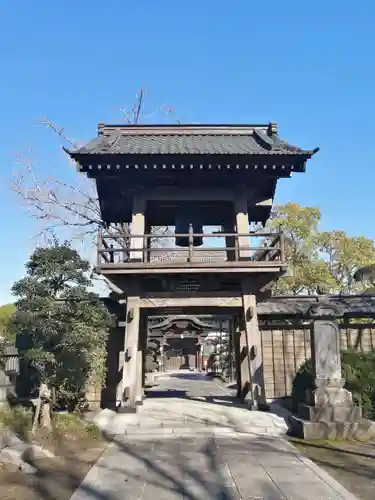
(72, 372), (358, 499)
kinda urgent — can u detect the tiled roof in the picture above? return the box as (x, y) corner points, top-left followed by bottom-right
(67, 124), (318, 157)
(257, 295), (375, 317)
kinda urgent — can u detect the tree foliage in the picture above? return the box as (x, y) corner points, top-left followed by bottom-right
(10, 242), (113, 410)
(0, 303), (16, 343)
(353, 264), (375, 291)
(268, 203), (375, 295)
(291, 351), (375, 418)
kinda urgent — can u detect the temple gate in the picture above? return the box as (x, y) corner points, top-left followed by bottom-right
(67, 122), (318, 412)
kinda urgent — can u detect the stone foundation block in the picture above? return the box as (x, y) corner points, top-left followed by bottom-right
(117, 405), (138, 414)
(290, 415), (375, 440)
(298, 404), (362, 423)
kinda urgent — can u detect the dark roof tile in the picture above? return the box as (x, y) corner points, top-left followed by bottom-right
(257, 295), (375, 317)
(67, 124), (318, 157)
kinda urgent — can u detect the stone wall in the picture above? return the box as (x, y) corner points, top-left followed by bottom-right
(261, 322), (375, 400)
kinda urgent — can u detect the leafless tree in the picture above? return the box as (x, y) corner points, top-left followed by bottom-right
(11, 89), (175, 253)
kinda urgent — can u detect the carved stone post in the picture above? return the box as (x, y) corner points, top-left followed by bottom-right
(291, 303), (373, 440)
(311, 307), (352, 409)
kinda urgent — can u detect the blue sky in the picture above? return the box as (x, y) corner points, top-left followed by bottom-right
(0, 1), (374, 304)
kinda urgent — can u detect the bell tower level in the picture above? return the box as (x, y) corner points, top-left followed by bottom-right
(67, 122), (318, 412)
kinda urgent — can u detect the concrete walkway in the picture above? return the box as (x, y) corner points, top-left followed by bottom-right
(72, 373), (358, 499)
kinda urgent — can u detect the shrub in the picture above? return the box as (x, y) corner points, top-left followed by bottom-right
(291, 358), (314, 412)
(0, 406), (33, 439)
(291, 350), (375, 419)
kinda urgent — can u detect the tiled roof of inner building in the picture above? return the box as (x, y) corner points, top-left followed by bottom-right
(66, 124), (319, 157)
(257, 294), (375, 317)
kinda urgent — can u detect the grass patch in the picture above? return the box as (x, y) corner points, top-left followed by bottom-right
(53, 412), (100, 440)
(0, 406), (100, 443)
(288, 435), (375, 500)
(289, 436), (347, 447)
(0, 406), (32, 440)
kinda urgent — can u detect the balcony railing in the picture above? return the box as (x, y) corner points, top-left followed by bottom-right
(96, 226), (286, 271)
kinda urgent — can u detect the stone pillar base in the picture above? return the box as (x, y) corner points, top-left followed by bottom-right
(289, 381), (375, 440)
(290, 399), (375, 440)
(117, 403), (138, 414)
(298, 403), (362, 423)
(290, 414), (375, 440)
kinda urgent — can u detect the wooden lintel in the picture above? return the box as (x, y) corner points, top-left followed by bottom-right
(139, 295), (242, 309)
(143, 187), (236, 201)
(97, 265), (286, 275)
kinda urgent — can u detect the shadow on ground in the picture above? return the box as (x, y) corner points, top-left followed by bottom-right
(144, 389), (247, 410)
(1, 430), (298, 500)
(3, 416), (375, 499)
(290, 437), (375, 500)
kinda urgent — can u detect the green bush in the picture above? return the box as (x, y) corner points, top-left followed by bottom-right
(0, 406), (33, 439)
(291, 358), (314, 412)
(291, 350), (375, 419)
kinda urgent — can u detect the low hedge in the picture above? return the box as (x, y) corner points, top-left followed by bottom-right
(291, 350), (375, 419)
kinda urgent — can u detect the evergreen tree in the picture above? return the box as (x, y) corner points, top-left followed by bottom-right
(10, 242), (113, 411)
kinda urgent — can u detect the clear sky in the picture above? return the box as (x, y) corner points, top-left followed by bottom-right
(0, 1), (374, 304)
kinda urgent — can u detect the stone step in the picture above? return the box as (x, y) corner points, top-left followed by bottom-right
(122, 426), (278, 437)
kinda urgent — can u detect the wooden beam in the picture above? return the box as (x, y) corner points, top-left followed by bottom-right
(97, 263), (286, 274)
(139, 295), (242, 309)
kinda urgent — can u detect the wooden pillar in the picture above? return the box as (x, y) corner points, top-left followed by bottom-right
(228, 318), (236, 382)
(234, 189), (250, 260)
(136, 312), (147, 404)
(116, 330), (126, 407)
(196, 342), (201, 371)
(233, 317), (242, 397)
(222, 222), (236, 262)
(118, 295), (140, 412)
(135, 351), (143, 405)
(129, 194), (146, 262)
(160, 343), (165, 372)
(240, 278), (265, 408)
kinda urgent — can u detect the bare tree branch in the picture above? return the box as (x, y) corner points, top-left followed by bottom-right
(40, 119), (78, 148)
(11, 88), (174, 252)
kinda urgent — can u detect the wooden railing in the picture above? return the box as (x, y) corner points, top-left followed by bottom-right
(97, 226), (286, 268)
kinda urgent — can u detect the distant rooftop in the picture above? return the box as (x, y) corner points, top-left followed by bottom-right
(66, 123), (319, 157)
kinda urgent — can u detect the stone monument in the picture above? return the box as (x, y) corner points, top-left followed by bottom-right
(291, 304), (375, 440)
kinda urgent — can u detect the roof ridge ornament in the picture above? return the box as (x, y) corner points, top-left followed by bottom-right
(98, 123), (105, 135)
(253, 129), (274, 150)
(268, 122), (278, 137)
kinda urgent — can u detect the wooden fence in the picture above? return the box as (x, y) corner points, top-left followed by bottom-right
(261, 322), (375, 400)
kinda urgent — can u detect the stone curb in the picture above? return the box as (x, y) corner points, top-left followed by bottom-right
(69, 443), (112, 500)
(281, 438), (359, 500)
(119, 427), (281, 440)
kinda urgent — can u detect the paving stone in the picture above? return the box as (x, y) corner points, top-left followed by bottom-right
(256, 455), (306, 468)
(276, 482), (343, 500)
(265, 464), (322, 483)
(141, 483), (183, 499)
(233, 475), (286, 499)
(181, 480), (241, 500)
(71, 373), (359, 500)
